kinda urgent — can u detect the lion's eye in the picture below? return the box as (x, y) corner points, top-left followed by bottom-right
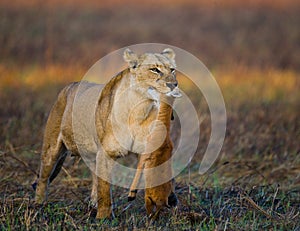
(150, 68), (161, 74)
(170, 68), (175, 73)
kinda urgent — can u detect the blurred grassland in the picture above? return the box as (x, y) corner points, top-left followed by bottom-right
(1, 65), (299, 107)
(1, 1), (299, 69)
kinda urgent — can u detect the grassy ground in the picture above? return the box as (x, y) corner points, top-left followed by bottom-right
(0, 68), (299, 230)
(0, 1), (299, 230)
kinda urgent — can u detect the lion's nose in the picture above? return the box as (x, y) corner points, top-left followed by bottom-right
(166, 82), (178, 90)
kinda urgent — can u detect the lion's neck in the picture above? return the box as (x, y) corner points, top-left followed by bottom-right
(113, 69), (157, 122)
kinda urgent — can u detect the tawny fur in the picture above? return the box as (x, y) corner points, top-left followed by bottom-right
(34, 48), (179, 219)
(128, 95), (177, 218)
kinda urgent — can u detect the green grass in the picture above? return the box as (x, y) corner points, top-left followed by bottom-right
(0, 181), (299, 230)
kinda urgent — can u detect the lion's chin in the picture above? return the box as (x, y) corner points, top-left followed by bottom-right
(166, 87), (182, 98)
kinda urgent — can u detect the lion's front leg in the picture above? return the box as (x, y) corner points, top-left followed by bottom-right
(96, 177), (112, 219)
(128, 153), (148, 201)
(145, 196), (156, 217)
(95, 151), (113, 219)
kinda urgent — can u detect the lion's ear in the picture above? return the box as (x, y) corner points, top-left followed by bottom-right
(123, 48), (138, 68)
(162, 48), (175, 61)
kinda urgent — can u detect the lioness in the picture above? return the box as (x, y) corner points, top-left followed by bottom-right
(34, 48), (180, 219)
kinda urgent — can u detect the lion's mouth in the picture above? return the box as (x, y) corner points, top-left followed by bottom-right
(166, 87), (182, 98)
(148, 86), (182, 99)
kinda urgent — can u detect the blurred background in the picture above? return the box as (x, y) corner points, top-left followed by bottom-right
(0, 0), (299, 228)
(1, 0), (299, 77)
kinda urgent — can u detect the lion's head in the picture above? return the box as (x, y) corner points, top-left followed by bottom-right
(123, 48), (181, 98)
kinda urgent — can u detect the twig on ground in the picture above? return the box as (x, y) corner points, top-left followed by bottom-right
(241, 192), (273, 219)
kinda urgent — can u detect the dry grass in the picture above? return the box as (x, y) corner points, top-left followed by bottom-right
(0, 66), (299, 229)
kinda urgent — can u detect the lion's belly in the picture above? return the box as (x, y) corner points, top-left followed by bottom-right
(60, 82), (103, 156)
(62, 123), (152, 157)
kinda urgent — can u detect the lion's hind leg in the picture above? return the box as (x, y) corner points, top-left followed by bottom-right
(34, 85), (70, 203)
(35, 138), (68, 203)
